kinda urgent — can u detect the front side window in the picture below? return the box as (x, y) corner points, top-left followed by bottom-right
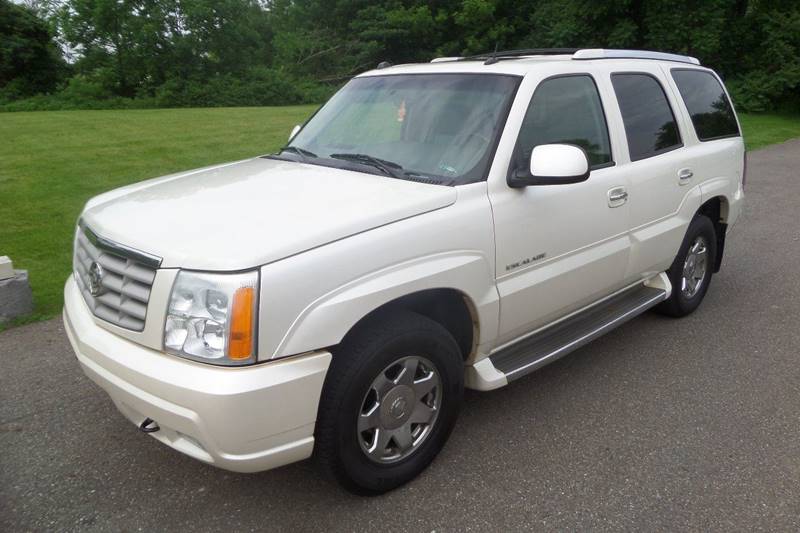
(611, 73), (682, 161)
(285, 74), (521, 185)
(671, 69), (739, 141)
(514, 75), (613, 170)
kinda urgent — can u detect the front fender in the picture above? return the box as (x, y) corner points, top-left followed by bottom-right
(268, 251), (499, 359)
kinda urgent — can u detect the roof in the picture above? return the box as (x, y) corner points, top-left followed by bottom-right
(357, 49), (702, 78)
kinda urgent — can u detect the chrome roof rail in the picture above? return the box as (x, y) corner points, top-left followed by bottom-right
(430, 57), (463, 63)
(573, 49), (700, 65)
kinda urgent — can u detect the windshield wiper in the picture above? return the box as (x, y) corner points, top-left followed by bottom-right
(278, 146), (318, 162)
(329, 153), (404, 179)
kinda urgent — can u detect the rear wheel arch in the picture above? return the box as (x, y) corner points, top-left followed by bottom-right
(697, 195), (729, 272)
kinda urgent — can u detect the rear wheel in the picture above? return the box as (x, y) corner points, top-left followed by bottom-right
(657, 214), (717, 317)
(314, 310), (463, 495)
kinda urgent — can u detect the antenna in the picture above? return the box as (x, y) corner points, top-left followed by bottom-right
(484, 43), (500, 65)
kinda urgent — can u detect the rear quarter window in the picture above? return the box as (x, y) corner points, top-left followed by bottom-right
(671, 69), (740, 141)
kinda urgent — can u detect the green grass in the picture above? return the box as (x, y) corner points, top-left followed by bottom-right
(0, 106), (317, 328)
(739, 113), (800, 150)
(0, 107), (798, 329)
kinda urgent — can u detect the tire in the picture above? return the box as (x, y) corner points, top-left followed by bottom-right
(314, 309), (464, 495)
(656, 214), (717, 317)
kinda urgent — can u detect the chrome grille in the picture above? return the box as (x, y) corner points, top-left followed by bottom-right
(73, 223), (161, 331)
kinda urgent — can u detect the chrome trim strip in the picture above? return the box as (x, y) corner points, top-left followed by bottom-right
(503, 291), (666, 379)
(79, 220), (162, 269)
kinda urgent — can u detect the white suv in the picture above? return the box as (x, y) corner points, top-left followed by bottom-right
(64, 48), (745, 494)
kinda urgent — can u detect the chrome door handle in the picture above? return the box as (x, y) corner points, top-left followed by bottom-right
(678, 168), (694, 183)
(607, 187), (628, 207)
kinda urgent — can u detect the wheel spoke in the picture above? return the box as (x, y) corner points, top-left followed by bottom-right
(409, 401), (436, 424)
(371, 372), (395, 397)
(391, 425), (414, 453)
(367, 428), (392, 459)
(412, 373), (437, 398)
(358, 403), (381, 432)
(395, 357), (419, 386)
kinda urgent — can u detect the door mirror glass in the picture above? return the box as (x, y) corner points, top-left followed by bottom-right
(289, 124), (301, 142)
(510, 144), (590, 187)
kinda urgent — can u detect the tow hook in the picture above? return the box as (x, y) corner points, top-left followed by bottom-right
(139, 417), (160, 433)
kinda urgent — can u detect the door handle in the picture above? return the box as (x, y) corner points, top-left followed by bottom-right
(607, 187), (628, 208)
(678, 168), (694, 184)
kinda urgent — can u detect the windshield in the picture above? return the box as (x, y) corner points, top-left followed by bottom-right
(285, 73), (520, 185)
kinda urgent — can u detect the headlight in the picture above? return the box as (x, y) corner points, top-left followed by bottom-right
(164, 270), (259, 366)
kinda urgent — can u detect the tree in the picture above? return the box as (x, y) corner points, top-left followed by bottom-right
(0, 0), (65, 98)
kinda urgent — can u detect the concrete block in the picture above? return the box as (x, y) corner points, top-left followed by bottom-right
(0, 270), (34, 323)
(0, 256), (13, 280)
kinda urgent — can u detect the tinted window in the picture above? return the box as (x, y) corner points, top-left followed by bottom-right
(672, 69), (739, 141)
(516, 75), (612, 169)
(611, 73), (681, 161)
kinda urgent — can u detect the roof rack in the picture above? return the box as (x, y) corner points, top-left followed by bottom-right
(430, 48), (700, 66)
(573, 49), (700, 65)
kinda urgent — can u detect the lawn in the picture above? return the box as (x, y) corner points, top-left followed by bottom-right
(0, 107), (798, 328)
(0, 106), (317, 328)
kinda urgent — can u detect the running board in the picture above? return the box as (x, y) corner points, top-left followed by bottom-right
(489, 283), (667, 382)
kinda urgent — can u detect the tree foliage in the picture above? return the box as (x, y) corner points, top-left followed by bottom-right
(1, 0), (799, 111)
(0, 0), (66, 99)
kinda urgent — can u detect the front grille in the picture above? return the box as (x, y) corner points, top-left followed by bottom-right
(73, 223), (161, 331)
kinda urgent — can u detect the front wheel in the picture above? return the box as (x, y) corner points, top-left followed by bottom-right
(314, 310), (464, 495)
(657, 214), (717, 317)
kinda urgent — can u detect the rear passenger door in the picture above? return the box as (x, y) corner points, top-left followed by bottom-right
(608, 70), (691, 279)
(666, 67), (744, 226)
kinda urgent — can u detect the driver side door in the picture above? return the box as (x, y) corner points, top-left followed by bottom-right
(489, 73), (631, 345)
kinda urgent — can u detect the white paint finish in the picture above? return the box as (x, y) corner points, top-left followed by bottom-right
(82, 157), (457, 270)
(259, 183), (499, 361)
(64, 275), (330, 473)
(487, 64), (631, 345)
(0, 256), (13, 280)
(529, 144), (589, 179)
(64, 54), (747, 476)
(465, 357), (508, 391)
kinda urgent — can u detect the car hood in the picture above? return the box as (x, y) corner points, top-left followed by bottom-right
(81, 157), (457, 270)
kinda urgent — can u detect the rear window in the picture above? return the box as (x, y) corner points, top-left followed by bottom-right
(671, 69), (739, 141)
(611, 73), (682, 161)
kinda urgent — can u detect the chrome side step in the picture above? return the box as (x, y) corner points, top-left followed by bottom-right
(489, 283), (667, 382)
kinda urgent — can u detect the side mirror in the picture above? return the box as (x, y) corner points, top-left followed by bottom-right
(289, 124), (301, 142)
(508, 144), (590, 187)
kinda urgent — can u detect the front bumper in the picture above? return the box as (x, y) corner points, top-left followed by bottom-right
(63, 275), (331, 473)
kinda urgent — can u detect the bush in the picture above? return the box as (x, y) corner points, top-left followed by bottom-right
(154, 68), (334, 108)
(0, 68), (334, 112)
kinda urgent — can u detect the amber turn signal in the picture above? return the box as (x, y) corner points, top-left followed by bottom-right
(228, 287), (255, 360)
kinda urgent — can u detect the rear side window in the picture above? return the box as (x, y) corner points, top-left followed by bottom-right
(516, 75), (612, 169)
(672, 69), (739, 141)
(611, 73), (682, 161)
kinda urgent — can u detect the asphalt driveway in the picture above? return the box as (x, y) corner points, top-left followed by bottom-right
(2, 139), (800, 531)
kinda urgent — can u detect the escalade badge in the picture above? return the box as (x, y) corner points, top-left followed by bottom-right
(88, 261), (106, 296)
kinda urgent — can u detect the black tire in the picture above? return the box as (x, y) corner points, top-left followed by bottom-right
(656, 214), (717, 317)
(314, 309), (464, 495)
